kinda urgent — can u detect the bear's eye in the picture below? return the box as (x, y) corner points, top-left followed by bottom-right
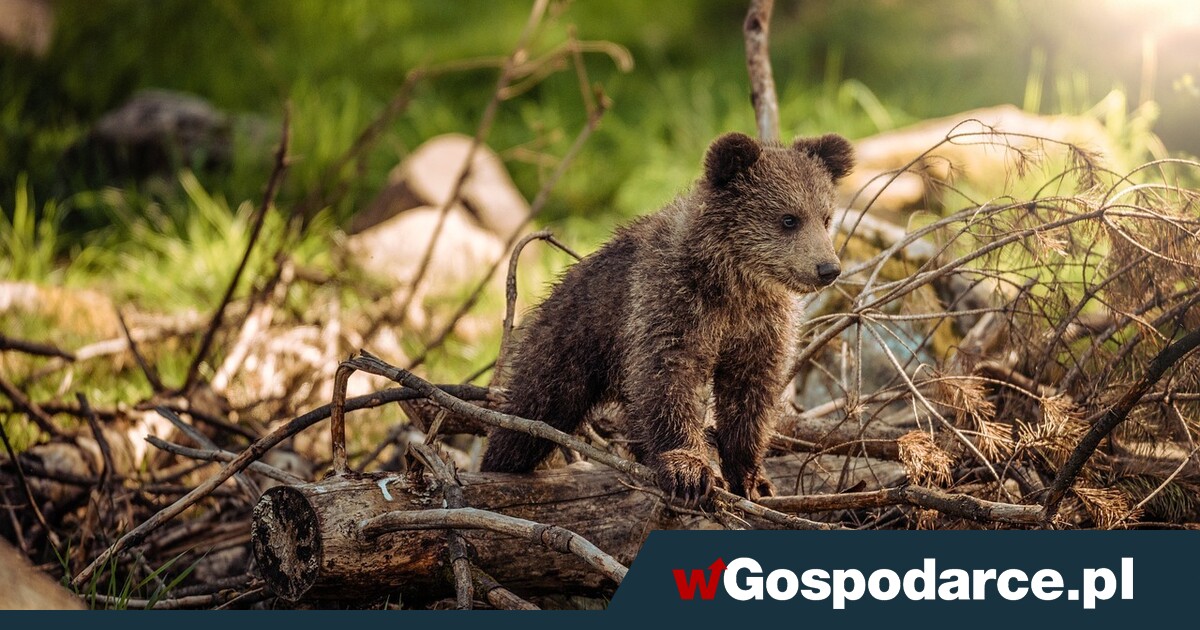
(824, 215), (832, 229)
(781, 215), (800, 230)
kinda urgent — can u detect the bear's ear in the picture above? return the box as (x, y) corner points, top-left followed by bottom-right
(793, 133), (855, 182)
(705, 132), (762, 188)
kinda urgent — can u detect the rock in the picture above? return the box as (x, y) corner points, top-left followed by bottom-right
(348, 203), (505, 289)
(346, 134), (530, 338)
(67, 90), (232, 182)
(346, 203), (507, 333)
(843, 105), (1117, 214)
(351, 133), (528, 239)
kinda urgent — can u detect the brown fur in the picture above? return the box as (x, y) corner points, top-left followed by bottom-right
(481, 132), (855, 503)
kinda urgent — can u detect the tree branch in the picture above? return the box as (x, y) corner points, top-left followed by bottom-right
(0, 333), (74, 361)
(70, 382), (488, 588)
(761, 485), (1042, 525)
(1041, 328), (1200, 524)
(743, 0), (780, 142)
(183, 107), (291, 393)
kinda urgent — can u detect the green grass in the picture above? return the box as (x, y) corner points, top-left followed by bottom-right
(10, 0), (1187, 222)
(65, 547), (198, 610)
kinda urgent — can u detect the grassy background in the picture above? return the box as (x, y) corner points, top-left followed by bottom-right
(7, 1), (1197, 224)
(1, 0), (1198, 405)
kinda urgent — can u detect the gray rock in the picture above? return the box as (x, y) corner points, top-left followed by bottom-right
(69, 89), (232, 181)
(352, 133), (529, 239)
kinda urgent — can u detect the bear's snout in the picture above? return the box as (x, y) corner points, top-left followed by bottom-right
(816, 261), (841, 286)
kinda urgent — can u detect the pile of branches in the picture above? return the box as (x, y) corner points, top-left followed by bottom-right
(2, 0), (1200, 611)
(797, 135), (1200, 531)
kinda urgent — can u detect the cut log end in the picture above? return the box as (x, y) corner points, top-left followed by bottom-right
(252, 486), (322, 601)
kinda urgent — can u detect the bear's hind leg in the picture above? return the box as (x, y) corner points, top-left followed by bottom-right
(480, 357), (600, 473)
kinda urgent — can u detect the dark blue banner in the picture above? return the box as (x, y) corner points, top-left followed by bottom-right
(613, 530), (1196, 625)
(3, 531), (1197, 628)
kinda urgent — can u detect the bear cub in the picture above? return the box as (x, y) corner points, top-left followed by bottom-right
(481, 131), (854, 503)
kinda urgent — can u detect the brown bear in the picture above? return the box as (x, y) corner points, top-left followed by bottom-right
(480, 131), (854, 503)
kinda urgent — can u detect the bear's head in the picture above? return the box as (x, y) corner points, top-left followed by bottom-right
(699, 131), (854, 294)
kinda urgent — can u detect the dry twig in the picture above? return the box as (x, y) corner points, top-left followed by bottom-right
(1042, 328), (1200, 523)
(761, 485), (1041, 525)
(183, 107), (291, 393)
(410, 442), (475, 609)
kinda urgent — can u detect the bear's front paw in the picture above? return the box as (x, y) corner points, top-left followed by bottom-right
(727, 467), (775, 501)
(653, 449), (723, 507)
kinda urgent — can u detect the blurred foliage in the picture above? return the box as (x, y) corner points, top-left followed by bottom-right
(4, 1), (1196, 231)
(1, 0), (1197, 393)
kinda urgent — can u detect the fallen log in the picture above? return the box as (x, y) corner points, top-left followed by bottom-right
(841, 104), (1116, 214)
(251, 454), (904, 603)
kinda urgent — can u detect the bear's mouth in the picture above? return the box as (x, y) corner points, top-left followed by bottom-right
(784, 271), (821, 294)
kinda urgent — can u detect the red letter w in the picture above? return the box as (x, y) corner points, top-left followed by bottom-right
(673, 558), (727, 600)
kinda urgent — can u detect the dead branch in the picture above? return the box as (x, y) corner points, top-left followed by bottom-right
(0, 333), (75, 361)
(77, 394), (115, 489)
(90, 588), (253, 610)
(144, 436), (304, 486)
(154, 406), (261, 497)
(1042, 328), (1200, 524)
(743, 0), (780, 142)
(147, 402), (260, 441)
(410, 442), (474, 609)
(761, 485), (1042, 525)
(0, 373), (60, 436)
(70, 381), (488, 588)
(183, 107), (291, 393)
(328, 361), (353, 475)
(495, 230), (582, 385)
(116, 308), (165, 392)
(0, 417), (62, 553)
(471, 566), (539, 610)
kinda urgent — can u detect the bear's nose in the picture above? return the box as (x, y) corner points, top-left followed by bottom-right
(816, 262), (841, 286)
